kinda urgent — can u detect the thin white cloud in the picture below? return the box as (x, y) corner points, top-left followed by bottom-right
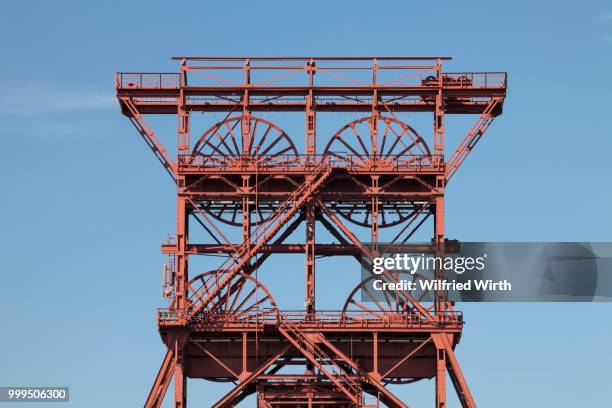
(0, 117), (101, 140)
(0, 86), (115, 115)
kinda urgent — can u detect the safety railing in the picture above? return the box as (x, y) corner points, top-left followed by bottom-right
(116, 72), (180, 89)
(158, 308), (463, 327)
(117, 58), (506, 91)
(157, 309), (182, 324)
(441, 72), (507, 88)
(177, 154), (444, 172)
(278, 310), (463, 326)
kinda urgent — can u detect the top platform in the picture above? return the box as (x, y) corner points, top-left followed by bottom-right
(116, 56), (506, 116)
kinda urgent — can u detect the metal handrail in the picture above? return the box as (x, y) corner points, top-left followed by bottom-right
(116, 72), (180, 89)
(157, 308), (463, 325)
(116, 70), (506, 90)
(177, 154), (444, 171)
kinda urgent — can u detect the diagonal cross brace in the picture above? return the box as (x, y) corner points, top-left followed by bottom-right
(144, 349), (175, 408)
(212, 345), (292, 408)
(315, 198), (436, 322)
(445, 98), (502, 184)
(432, 333), (476, 408)
(188, 160), (332, 322)
(121, 97), (177, 182)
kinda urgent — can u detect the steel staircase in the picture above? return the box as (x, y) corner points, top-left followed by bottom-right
(278, 315), (362, 406)
(278, 313), (408, 408)
(188, 158), (332, 321)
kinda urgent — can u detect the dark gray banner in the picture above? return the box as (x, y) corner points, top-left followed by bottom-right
(360, 242), (612, 302)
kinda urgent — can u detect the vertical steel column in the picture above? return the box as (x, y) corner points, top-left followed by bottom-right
(370, 59), (379, 157)
(433, 57), (447, 311)
(174, 336), (187, 408)
(373, 332), (379, 375)
(305, 203), (316, 316)
(242, 59), (251, 154)
(178, 59), (190, 157)
(242, 176), (252, 291)
(175, 66), (189, 406)
(242, 332), (248, 375)
(176, 59), (190, 328)
(433, 60), (448, 405)
(433, 58), (445, 158)
(257, 390), (264, 408)
(174, 192), (189, 407)
(306, 58), (317, 157)
(434, 190), (446, 309)
(175, 192), (189, 318)
(436, 347), (447, 408)
(242, 176), (251, 244)
(305, 58), (317, 317)
(371, 60), (380, 256)
(371, 176), (379, 252)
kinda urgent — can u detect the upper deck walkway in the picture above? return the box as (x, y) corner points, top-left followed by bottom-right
(116, 56), (506, 115)
(158, 309), (464, 334)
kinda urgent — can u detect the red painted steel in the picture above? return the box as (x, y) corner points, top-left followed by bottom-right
(117, 56), (506, 407)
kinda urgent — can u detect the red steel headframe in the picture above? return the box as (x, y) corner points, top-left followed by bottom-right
(116, 56), (506, 408)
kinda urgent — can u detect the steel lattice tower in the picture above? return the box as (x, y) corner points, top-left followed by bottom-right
(116, 56), (506, 408)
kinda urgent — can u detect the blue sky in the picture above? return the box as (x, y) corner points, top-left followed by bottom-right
(1, 1), (611, 407)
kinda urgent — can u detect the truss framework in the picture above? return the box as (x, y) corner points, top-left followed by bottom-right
(116, 56), (506, 408)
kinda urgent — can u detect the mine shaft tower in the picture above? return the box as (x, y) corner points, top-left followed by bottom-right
(116, 56), (506, 407)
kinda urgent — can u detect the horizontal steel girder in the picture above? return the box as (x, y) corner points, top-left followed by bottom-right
(161, 242), (459, 255)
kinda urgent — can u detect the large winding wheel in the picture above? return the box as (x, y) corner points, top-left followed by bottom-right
(323, 115), (432, 228)
(342, 274), (435, 317)
(323, 115), (431, 164)
(341, 271), (447, 385)
(330, 202), (429, 228)
(185, 270), (279, 321)
(192, 116), (298, 226)
(181, 271), (279, 383)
